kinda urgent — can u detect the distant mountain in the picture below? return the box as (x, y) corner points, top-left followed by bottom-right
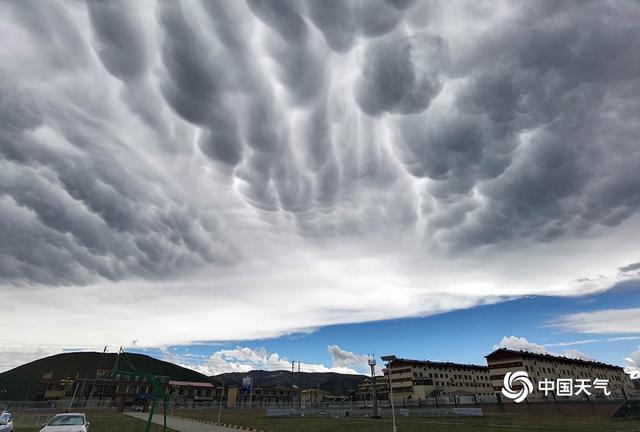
(0, 352), (219, 401)
(212, 370), (366, 395)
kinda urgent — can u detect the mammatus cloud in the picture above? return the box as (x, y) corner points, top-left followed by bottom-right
(495, 336), (594, 361)
(1, 1), (640, 351)
(162, 345), (366, 376)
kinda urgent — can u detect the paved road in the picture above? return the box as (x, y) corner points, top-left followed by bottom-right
(125, 412), (245, 432)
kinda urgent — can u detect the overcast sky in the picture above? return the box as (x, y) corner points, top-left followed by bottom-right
(1, 0), (639, 375)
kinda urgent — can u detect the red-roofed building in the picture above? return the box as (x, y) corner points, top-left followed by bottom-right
(168, 380), (221, 406)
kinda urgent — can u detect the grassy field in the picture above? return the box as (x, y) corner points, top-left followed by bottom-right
(14, 411), (178, 432)
(175, 408), (640, 432)
(11, 408), (640, 432)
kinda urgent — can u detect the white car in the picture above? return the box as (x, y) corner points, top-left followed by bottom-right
(0, 411), (13, 432)
(39, 413), (89, 432)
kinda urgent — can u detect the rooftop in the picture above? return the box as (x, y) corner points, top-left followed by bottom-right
(168, 380), (215, 388)
(387, 357), (488, 371)
(485, 348), (624, 370)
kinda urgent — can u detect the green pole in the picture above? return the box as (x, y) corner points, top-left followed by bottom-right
(112, 348), (168, 432)
(146, 390), (158, 432)
(163, 389), (168, 432)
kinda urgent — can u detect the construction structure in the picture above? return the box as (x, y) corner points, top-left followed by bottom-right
(112, 347), (168, 432)
(355, 375), (389, 402)
(368, 356), (379, 416)
(300, 388), (329, 407)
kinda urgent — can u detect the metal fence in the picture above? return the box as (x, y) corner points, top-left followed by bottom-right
(0, 400), (119, 411)
(12, 413), (75, 428)
(1, 394), (499, 414)
(267, 406), (484, 418)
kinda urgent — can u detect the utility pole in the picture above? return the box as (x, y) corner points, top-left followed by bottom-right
(291, 361), (295, 374)
(368, 356), (378, 417)
(217, 384), (224, 424)
(381, 356), (398, 432)
(68, 381), (80, 409)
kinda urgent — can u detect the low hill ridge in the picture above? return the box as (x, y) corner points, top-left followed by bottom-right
(0, 351), (216, 401)
(212, 369), (366, 395)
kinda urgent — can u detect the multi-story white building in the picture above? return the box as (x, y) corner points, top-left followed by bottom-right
(486, 348), (634, 401)
(383, 357), (493, 401)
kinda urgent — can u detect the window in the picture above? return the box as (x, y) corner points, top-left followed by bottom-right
(48, 415), (85, 426)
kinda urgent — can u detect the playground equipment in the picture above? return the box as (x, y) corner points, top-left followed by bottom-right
(111, 347), (168, 432)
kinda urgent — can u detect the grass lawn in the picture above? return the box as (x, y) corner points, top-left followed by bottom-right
(14, 411), (178, 432)
(175, 408), (640, 432)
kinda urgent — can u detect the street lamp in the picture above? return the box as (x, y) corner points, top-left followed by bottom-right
(381, 355), (397, 432)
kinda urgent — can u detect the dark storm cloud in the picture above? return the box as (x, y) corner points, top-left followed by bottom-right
(355, 32), (449, 116)
(619, 262), (640, 275)
(0, 80), (229, 286)
(306, 0), (409, 52)
(1, 0), (639, 289)
(6, 0), (90, 70)
(87, 0), (148, 81)
(392, 1), (640, 251)
(157, 1), (243, 165)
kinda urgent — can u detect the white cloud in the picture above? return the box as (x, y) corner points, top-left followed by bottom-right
(544, 339), (600, 347)
(327, 345), (375, 373)
(0, 344), (104, 373)
(495, 336), (547, 354)
(561, 349), (595, 362)
(496, 336), (597, 362)
(165, 346), (363, 377)
(0, 345), (61, 373)
(624, 349), (640, 379)
(552, 308), (640, 334)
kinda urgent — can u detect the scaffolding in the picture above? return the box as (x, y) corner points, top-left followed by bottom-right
(111, 347), (167, 432)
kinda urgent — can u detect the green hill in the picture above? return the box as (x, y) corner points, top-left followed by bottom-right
(0, 351), (218, 401)
(213, 370), (366, 395)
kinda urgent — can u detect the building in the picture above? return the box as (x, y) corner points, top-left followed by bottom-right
(252, 385), (300, 406)
(226, 386), (239, 408)
(300, 388), (329, 406)
(35, 370), (222, 409)
(355, 376), (389, 401)
(35, 370), (151, 406)
(36, 372), (75, 401)
(227, 385), (301, 407)
(167, 381), (220, 406)
(383, 357), (492, 401)
(485, 349), (635, 401)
